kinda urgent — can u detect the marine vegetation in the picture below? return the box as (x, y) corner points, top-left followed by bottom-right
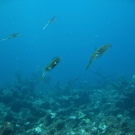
(86, 44), (111, 70)
(43, 16), (56, 30)
(40, 57), (60, 81)
(0, 33), (20, 42)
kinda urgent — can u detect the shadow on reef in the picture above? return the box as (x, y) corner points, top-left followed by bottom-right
(0, 73), (135, 135)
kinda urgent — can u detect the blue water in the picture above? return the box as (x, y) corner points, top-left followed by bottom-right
(0, 0), (135, 86)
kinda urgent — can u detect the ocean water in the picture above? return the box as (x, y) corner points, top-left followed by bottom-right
(0, 0), (135, 87)
(0, 1), (135, 134)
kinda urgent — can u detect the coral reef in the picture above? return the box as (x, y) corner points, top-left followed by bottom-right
(0, 122), (13, 135)
(0, 75), (135, 135)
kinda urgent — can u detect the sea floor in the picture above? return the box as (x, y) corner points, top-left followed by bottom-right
(0, 75), (135, 135)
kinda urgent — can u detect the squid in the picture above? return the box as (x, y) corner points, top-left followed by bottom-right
(0, 33), (20, 42)
(40, 57), (60, 81)
(86, 44), (111, 70)
(43, 16), (56, 30)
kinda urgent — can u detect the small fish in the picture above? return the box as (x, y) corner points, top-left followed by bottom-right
(86, 44), (111, 70)
(40, 57), (60, 81)
(43, 16), (56, 30)
(0, 33), (20, 42)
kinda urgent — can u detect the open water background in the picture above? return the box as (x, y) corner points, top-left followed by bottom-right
(0, 0), (135, 87)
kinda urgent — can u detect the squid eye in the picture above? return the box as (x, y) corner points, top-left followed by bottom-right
(96, 54), (99, 57)
(48, 67), (52, 70)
